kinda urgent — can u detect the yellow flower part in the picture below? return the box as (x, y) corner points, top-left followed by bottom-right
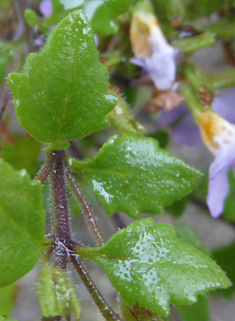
(130, 11), (169, 59)
(197, 110), (235, 156)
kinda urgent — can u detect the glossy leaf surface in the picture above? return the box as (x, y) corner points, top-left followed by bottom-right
(77, 218), (230, 316)
(0, 160), (47, 287)
(7, 11), (117, 151)
(71, 135), (202, 218)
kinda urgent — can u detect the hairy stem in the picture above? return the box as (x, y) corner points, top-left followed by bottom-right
(50, 151), (70, 269)
(70, 252), (124, 321)
(65, 162), (106, 246)
(34, 151), (59, 184)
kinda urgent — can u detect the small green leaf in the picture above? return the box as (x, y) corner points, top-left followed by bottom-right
(0, 159), (47, 287)
(176, 295), (210, 321)
(7, 10), (117, 151)
(172, 33), (215, 54)
(207, 69), (235, 90)
(152, 0), (185, 23)
(77, 218), (230, 316)
(24, 9), (40, 28)
(0, 283), (18, 318)
(106, 90), (145, 136)
(82, 0), (135, 34)
(71, 134), (202, 219)
(37, 259), (81, 320)
(1, 134), (41, 177)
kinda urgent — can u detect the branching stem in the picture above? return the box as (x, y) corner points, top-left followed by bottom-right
(34, 151), (59, 184)
(65, 162), (106, 246)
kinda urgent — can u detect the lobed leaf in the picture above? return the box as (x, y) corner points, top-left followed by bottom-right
(71, 134), (202, 218)
(7, 10), (117, 151)
(0, 160), (47, 287)
(77, 218), (231, 316)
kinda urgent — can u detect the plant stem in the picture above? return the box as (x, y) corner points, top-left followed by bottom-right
(65, 162), (106, 246)
(34, 151), (59, 184)
(50, 151), (70, 269)
(70, 251), (124, 321)
(0, 88), (10, 123)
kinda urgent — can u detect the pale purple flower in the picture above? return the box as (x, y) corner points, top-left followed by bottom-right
(158, 87), (235, 218)
(197, 109), (235, 218)
(130, 11), (177, 91)
(39, 0), (52, 18)
(159, 87), (235, 146)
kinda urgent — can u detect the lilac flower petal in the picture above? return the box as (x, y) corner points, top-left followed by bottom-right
(212, 87), (235, 124)
(207, 164), (230, 218)
(130, 58), (146, 68)
(39, 0), (52, 18)
(145, 50), (176, 91)
(173, 113), (203, 146)
(209, 143), (235, 179)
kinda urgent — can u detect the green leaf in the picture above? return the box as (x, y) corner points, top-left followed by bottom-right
(77, 218), (230, 316)
(165, 197), (189, 218)
(172, 33), (216, 54)
(37, 259), (81, 319)
(212, 241), (235, 297)
(0, 159), (47, 287)
(207, 69), (235, 90)
(7, 10), (117, 151)
(152, 0), (185, 23)
(0, 283), (18, 318)
(106, 90), (145, 136)
(71, 134), (202, 219)
(82, 0), (135, 34)
(176, 295), (210, 321)
(1, 134), (41, 177)
(24, 9), (40, 29)
(176, 223), (208, 255)
(0, 55), (10, 86)
(146, 130), (169, 149)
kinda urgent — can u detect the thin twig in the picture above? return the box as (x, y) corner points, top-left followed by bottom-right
(65, 161), (106, 246)
(33, 151), (59, 184)
(70, 251), (124, 321)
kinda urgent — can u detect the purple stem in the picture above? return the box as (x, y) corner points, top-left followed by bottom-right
(70, 252), (124, 321)
(65, 162), (106, 246)
(34, 151), (59, 185)
(50, 151), (70, 269)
